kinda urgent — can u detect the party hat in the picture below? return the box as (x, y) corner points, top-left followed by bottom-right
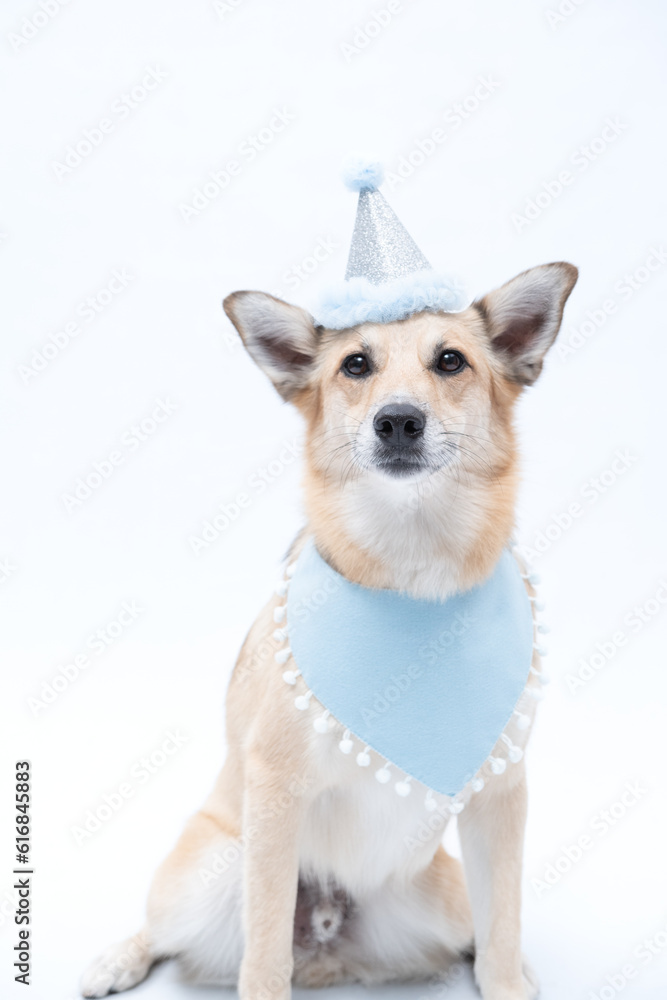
(315, 156), (468, 329)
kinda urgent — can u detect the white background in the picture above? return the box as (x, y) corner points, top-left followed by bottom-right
(1, 0), (666, 998)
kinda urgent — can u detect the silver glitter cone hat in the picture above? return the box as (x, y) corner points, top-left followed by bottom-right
(315, 156), (468, 330)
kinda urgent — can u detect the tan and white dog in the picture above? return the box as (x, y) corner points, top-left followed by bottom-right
(81, 261), (577, 1000)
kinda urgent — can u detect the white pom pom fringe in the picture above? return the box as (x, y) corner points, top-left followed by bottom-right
(501, 734), (524, 763)
(489, 756), (506, 775)
(313, 711), (331, 734)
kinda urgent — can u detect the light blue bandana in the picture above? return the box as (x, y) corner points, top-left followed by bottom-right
(284, 540), (534, 798)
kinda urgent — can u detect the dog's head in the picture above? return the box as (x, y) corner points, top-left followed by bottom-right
(224, 263), (577, 491)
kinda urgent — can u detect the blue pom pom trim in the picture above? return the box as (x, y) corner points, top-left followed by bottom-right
(314, 271), (469, 330)
(341, 156), (385, 193)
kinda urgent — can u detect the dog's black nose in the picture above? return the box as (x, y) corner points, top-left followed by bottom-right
(373, 404), (425, 447)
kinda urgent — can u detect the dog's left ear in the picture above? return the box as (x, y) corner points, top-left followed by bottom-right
(475, 262), (578, 385)
(223, 291), (318, 401)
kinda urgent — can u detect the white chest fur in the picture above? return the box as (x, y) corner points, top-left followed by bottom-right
(297, 732), (449, 897)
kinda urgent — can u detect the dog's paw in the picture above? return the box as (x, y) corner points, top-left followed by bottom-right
(293, 951), (350, 988)
(473, 954), (540, 1000)
(522, 955), (540, 1000)
(81, 933), (152, 997)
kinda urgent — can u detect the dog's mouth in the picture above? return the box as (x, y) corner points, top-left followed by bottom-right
(371, 448), (432, 478)
(368, 439), (462, 479)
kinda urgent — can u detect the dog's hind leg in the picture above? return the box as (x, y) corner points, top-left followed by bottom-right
(147, 806), (245, 986)
(80, 928), (154, 998)
(81, 807), (245, 995)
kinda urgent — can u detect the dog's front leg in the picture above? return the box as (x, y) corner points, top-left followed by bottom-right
(457, 763), (536, 1000)
(238, 749), (312, 1000)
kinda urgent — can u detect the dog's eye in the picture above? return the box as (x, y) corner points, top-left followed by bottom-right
(437, 350), (466, 374)
(342, 354), (370, 377)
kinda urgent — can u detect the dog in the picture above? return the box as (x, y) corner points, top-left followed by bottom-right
(81, 260), (577, 1000)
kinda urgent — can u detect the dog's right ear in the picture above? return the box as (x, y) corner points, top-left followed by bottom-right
(223, 291), (319, 402)
(475, 262), (578, 386)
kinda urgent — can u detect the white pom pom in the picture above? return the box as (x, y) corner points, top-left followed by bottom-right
(274, 647), (291, 665)
(501, 734), (524, 764)
(528, 573), (541, 586)
(273, 627), (288, 642)
(489, 756), (506, 775)
(313, 713), (330, 734)
(471, 777), (485, 793)
(276, 580), (289, 597)
(273, 605), (286, 623)
(356, 749), (371, 767)
(538, 623), (550, 634)
(295, 693), (311, 711)
(515, 712), (531, 730)
(285, 562), (297, 577)
(527, 686), (545, 701)
(341, 155), (385, 192)
(395, 780), (412, 797)
(282, 669), (298, 685)
(424, 792), (438, 812)
(449, 799), (465, 815)
(375, 766), (391, 784)
(339, 735), (354, 754)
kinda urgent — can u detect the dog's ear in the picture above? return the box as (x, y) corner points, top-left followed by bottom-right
(223, 291), (319, 401)
(475, 262), (578, 385)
